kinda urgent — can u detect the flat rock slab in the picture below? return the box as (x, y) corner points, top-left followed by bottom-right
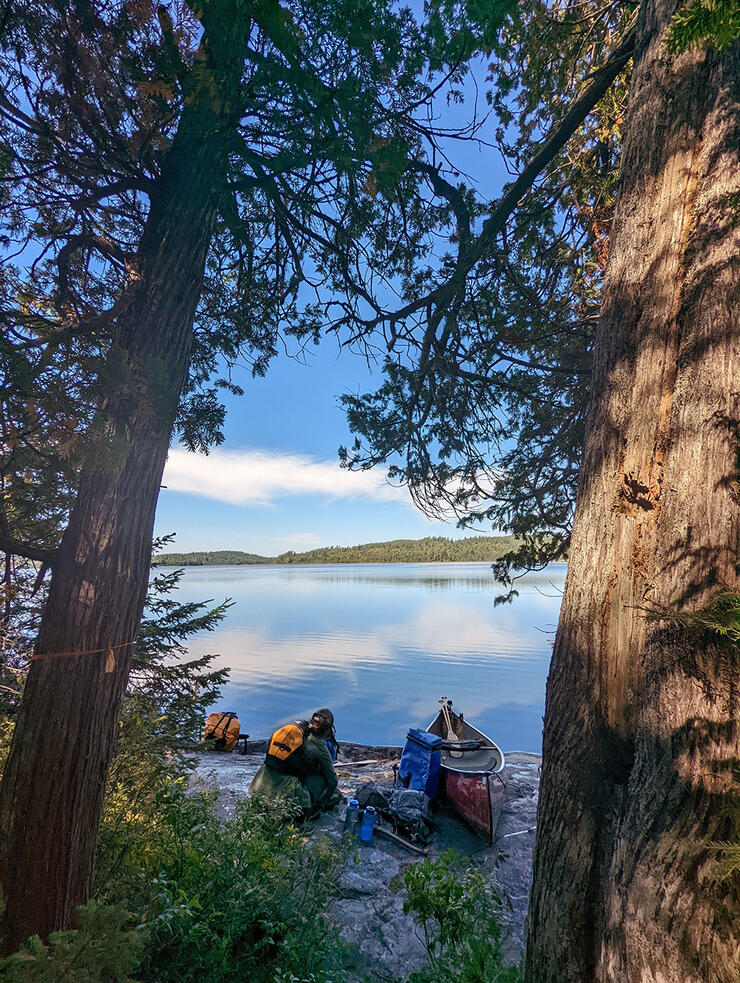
(192, 747), (540, 977)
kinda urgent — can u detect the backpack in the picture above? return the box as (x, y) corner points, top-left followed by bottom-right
(354, 783), (434, 843)
(266, 720), (309, 776)
(202, 711), (241, 752)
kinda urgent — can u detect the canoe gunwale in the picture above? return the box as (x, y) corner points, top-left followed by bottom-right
(427, 707), (505, 775)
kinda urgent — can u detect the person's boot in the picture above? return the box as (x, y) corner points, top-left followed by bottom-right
(325, 791), (341, 810)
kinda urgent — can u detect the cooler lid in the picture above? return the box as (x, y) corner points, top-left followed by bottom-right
(405, 727), (442, 749)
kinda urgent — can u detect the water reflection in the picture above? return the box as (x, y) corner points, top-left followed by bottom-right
(167, 562), (566, 752)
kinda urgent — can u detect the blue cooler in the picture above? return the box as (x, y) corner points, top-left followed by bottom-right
(397, 728), (442, 798)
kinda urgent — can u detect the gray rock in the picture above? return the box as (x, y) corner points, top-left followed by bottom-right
(330, 851), (427, 980)
(338, 849), (399, 898)
(191, 746), (541, 976)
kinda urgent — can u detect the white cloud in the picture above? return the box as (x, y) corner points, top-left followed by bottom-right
(162, 446), (411, 507)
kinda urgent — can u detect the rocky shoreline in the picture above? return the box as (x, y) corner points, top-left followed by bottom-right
(192, 742), (540, 977)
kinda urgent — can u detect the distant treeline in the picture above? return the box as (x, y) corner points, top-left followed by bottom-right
(153, 549), (269, 566)
(153, 535), (519, 567)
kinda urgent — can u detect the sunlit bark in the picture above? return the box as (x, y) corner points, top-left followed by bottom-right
(525, 2), (739, 980)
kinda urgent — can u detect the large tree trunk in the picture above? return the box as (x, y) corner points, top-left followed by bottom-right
(0, 18), (247, 951)
(525, 3), (739, 982)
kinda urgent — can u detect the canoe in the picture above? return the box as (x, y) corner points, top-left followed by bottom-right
(427, 701), (505, 844)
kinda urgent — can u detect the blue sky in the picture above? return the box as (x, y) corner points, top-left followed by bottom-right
(155, 56), (508, 557)
(156, 338), (484, 555)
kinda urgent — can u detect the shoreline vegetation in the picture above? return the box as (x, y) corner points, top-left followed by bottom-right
(153, 535), (520, 567)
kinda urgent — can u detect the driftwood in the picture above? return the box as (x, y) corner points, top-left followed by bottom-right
(333, 759), (385, 769)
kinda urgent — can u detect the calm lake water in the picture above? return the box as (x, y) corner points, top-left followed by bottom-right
(167, 561), (567, 753)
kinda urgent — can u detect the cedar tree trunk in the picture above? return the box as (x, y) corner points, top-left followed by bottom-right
(0, 14), (248, 952)
(525, 3), (739, 982)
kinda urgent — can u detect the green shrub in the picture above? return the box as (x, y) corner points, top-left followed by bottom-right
(0, 900), (144, 982)
(401, 852), (520, 983)
(95, 782), (348, 983)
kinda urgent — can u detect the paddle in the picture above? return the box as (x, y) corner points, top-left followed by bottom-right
(375, 825), (429, 855)
(439, 697), (463, 758)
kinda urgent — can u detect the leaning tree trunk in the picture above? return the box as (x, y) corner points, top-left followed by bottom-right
(0, 20), (248, 951)
(525, 4), (739, 983)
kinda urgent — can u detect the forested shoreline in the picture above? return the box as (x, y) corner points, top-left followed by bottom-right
(153, 535), (519, 567)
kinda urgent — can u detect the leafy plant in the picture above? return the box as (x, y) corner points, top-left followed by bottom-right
(1, 787), (351, 983)
(0, 900), (144, 982)
(642, 589), (740, 646)
(401, 852), (520, 983)
(665, 0), (740, 54)
(99, 788), (349, 983)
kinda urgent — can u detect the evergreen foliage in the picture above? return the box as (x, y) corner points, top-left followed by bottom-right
(0, 541), (229, 730)
(0, 0), (514, 549)
(1, 0), (733, 970)
(0, 547), (232, 910)
(154, 549), (269, 566)
(338, 0), (638, 592)
(665, 0), (740, 54)
(643, 588), (740, 645)
(275, 534), (519, 565)
(95, 561), (231, 894)
(0, 3), (521, 932)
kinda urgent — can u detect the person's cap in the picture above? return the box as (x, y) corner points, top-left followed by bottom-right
(311, 708), (334, 727)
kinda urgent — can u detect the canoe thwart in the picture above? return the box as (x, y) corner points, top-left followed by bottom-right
(440, 740), (484, 751)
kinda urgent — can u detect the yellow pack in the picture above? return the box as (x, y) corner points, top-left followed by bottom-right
(266, 720), (309, 775)
(202, 712), (241, 752)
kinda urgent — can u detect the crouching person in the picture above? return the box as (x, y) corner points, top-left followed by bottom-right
(250, 708), (339, 818)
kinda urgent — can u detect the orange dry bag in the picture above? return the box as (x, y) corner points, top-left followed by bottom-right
(202, 711), (241, 752)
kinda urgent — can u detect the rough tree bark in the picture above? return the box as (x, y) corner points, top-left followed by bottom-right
(525, 2), (739, 981)
(0, 13), (249, 952)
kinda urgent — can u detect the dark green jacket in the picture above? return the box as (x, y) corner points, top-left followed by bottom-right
(249, 734), (337, 809)
(302, 734), (338, 806)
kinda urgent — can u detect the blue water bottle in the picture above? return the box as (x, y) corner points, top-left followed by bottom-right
(344, 798), (359, 834)
(358, 805), (376, 844)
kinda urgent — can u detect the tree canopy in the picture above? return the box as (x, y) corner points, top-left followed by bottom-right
(1, 0), (638, 588)
(338, 1), (637, 592)
(0, 0), (437, 548)
(0, 0), (517, 660)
